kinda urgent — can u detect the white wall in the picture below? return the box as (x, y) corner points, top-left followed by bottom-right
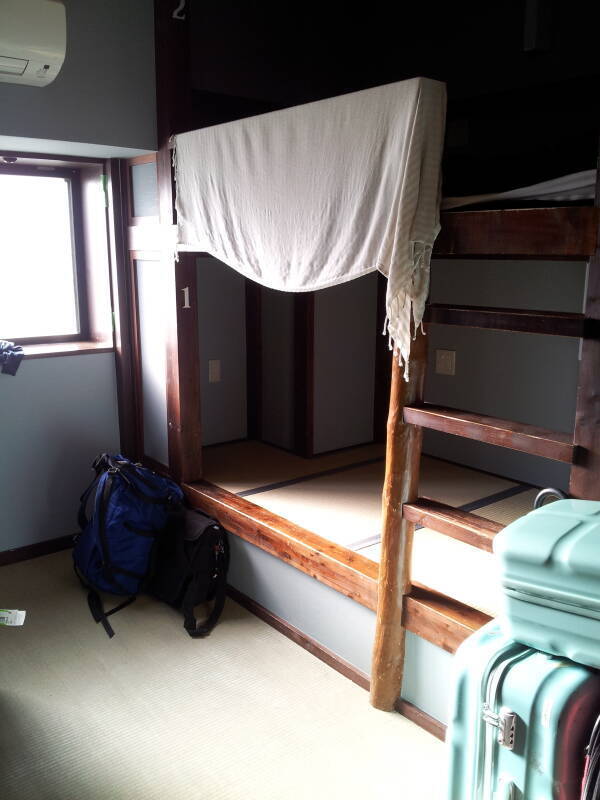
(0, 0), (156, 154)
(228, 535), (453, 723)
(261, 289), (296, 450)
(0, 353), (120, 551)
(137, 259), (170, 466)
(423, 258), (587, 488)
(313, 275), (378, 453)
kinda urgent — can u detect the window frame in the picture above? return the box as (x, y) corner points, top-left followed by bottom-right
(0, 163), (90, 346)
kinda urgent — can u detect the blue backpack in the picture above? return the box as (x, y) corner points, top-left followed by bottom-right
(73, 453), (184, 637)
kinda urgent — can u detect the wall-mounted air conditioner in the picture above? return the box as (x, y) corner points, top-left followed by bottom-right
(0, 0), (66, 87)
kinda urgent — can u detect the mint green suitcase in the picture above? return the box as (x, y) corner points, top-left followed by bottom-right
(494, 499), (600, 668)
(447, 621), (600, 800)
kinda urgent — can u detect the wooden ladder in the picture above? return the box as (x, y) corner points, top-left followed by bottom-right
(370, 206), (600, 711)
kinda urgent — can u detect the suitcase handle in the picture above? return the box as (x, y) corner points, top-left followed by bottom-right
(533, 487), (567, 509)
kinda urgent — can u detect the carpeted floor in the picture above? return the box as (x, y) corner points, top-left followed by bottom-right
(0, 551), (446, 800)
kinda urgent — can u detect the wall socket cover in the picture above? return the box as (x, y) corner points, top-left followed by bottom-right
(435, 349), (456, 376)
(208, 359), (221, 383)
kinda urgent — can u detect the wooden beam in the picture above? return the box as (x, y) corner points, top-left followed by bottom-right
(570, 251), (600, 499)
(404, 404), (575, 463)
(434, 207), (599, 259)
(165, 253), (202, 483)
(105, 158), (144, 460)
(184, 480), (379, 610)
(403, 498), (503, 553)
(154, 2), (202, 483)
(403, 585), (492, 654)
(370, 332), (427, 711)
(424, 304), (591, 338)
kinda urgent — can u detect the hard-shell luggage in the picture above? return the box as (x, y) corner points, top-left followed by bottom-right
(494, 499), (600, 668)
(447, 621), (600, 800)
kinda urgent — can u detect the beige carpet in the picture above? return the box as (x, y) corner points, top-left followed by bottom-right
(0, 551), (445, 800)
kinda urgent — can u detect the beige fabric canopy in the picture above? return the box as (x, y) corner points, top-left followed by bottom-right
(175, 77), (446, 376)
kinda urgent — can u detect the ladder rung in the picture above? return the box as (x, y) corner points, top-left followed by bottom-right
(403, 498), (502, 552)
(424, 304), (590, 338)
(403, 585), (492, 653)
(404, 404), (575, 463)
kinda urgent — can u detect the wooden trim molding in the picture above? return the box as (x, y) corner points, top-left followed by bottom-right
(184, 480), (379, 610)
(227, 584), (370, 690)
(0, 534), (74, 567)
(394, 699), (447, 741)
(227, 584), (446, 741)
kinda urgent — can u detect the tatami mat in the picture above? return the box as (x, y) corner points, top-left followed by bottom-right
(360, 483), (539, 616)
(228, 453), (520, 550)
(202, 440), (385, 494)
(0, 551), (445, 800)
(203, 441), (536, 618)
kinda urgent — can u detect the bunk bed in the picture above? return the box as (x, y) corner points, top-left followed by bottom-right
(108, 12), (600, 737)
(113, 153), (599, 735)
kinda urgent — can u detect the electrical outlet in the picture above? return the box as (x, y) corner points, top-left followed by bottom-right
(208, 359), (221, 383)
(435, 349), (456, 376)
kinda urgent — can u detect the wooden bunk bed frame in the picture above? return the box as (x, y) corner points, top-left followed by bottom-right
(107, 4), (600, 739)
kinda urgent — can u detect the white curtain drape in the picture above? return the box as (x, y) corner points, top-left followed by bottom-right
(175, 77), (446, 376)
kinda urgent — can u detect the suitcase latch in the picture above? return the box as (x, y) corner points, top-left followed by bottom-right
(482, 705), (516, 750)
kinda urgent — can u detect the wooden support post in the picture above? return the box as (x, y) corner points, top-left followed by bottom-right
(569, 161), (600, 499)
(370, 332), (427, 710)
(154, 1), (202, 482)
(105, 158), (144, 460)
(166, 253), (202, 483)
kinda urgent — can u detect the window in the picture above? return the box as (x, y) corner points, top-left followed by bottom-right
(0, 168), (87, 343)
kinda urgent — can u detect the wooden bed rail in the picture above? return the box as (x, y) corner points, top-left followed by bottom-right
(435, 207), (599, 259)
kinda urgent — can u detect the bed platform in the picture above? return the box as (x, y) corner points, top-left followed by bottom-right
(200, 440), (537, 616)
(183, 436), (542, 661)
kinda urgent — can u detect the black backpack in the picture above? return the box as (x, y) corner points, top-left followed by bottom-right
(149, 506), (230, 637)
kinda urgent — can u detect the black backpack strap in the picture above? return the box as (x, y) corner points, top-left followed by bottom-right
(87, 589), (136, 639)
(74, 561), (135, 639)
(182, 530), (229, 638)
(182, 566), (227, 638)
